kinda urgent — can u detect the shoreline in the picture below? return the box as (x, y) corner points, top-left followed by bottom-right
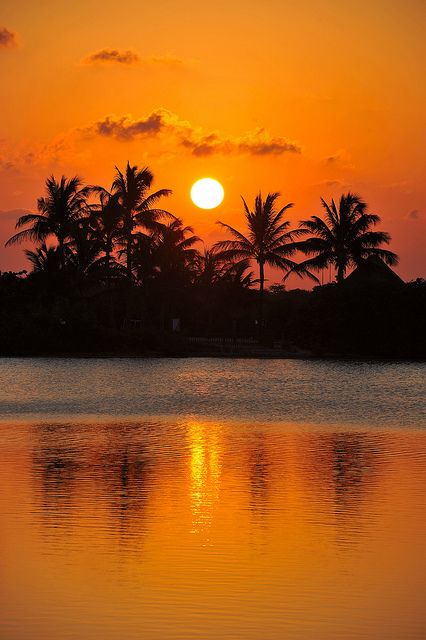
(0, 350), (424, 362)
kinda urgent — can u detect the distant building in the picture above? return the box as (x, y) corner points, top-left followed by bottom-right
(344, 256), (404, 288)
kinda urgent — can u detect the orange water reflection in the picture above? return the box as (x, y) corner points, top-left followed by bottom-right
(1, 419), (426, 639)
(188, 421), (222, 533)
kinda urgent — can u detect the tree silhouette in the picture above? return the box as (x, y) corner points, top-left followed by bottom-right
(193, 247), (255, 290)
(295, 193), (398, 283)
(193, 247), (229, 287)
(88, 191), (123, 276)
(223, 259), (256, 289)
(214, 192), (298, 328)
(25, 243), (63, 274)
(66, 218), (102, 277)
(6, 176), (88, 269)
(132, 218), (200, 329)
(149, 218), (200, 281)
(109, 163), (172, 277)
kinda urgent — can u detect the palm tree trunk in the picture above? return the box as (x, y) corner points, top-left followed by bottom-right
(124, 209), (133, 279)
(58, 237), (65, 271)
(259, 260), (265, 335)
(126, 235), (132, 278)
(105, 237), (112, 277)
(337, 262), (345, 284)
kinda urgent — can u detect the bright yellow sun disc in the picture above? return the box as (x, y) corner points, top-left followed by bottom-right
(191, 178), (224, 209)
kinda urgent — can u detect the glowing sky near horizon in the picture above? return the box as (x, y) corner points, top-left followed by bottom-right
(0, 0), (425, 284)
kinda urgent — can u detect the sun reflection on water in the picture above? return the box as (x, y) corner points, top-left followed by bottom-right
(187, 421), (222, 533)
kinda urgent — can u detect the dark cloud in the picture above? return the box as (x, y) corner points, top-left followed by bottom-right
(326, 154), (340, 164)
(238, 129), (301, 155)
(0, 27), (17, 48)
(91, 112), (164, 140)
(85, 110), (301, 156)
(82, 48), (141, 65)
(81, 49), (187, 67)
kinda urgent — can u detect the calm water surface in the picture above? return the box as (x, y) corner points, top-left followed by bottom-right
(0, 358), (425, 639)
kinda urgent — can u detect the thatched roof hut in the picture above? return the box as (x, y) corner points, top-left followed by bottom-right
(344, 256), (404, 288)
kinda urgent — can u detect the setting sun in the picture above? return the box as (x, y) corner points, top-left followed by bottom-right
(191, 178), (224, 210)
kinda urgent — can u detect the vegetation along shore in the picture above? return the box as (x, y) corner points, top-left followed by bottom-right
(1, 163), (425, 359)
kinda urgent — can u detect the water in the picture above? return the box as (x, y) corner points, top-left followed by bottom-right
(0, 357), (424, 426)
(0, 358), (425, 639)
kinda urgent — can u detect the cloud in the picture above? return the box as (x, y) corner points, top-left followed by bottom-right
(183, 128), (301, 156)
(0, 132), (87, 174)
(0, 156), (17, 172)
(407, 209), (420, 220)
(1, 109), (301, 172)
(81, 48), (188, 67)
(326, 154), (340, 164)
(324, 150), (354, 171)
(238, 130), (301, 155)
(82, 48), (141, 65)
(90, 112), (165, 139)
(322, 179), (345, 187)
(84, 109), (302, 156)
(0, 27), (17, 48)
(148, 54), (186, 67)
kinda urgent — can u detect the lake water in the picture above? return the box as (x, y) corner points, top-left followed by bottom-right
(0, 358), (425, 639)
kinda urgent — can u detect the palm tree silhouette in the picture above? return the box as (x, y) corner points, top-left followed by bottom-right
(134, 218), (199, 328)
(214, 192), (298, 328)
(6, 176), (88, 269)
(223, 259), (256, 289)
(194, 247), (256, 291)
(67, 219), (102, 276)
(109, 162), (172, 277)
(132, 218), (200, 286)
(295, 193), (398, 283)
(25, 243), (63, 274)
(88, 191), (123, 276)
(150, 218), (200, 279)
(193, 247), (230, 287)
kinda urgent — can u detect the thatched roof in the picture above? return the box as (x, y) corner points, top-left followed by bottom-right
(344, 256), (404, 288)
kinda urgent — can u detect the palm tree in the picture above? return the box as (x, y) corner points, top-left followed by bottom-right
(25, 243), (63, 274)
(223, 259), (256, 289)
(109, 162), (172, 277)
(6, 176), (88, 269)
(89, 191), (123, 275)
(131, 231), (156, 285)
(67, 219), (102, 276)
(295, 193), (399, 283)
(193, 247), (229, 288)
(214, 192), (298, 327)
(149, 218), (200, 280)
(135, 218), (199, 329)
(194, 248), (256, 290)
(132, 218), (200, 286)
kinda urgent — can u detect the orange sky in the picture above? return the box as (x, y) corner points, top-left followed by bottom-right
(0, 0), (425, 285)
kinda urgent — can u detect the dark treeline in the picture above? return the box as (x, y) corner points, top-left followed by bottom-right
(1, 162), (425, 358)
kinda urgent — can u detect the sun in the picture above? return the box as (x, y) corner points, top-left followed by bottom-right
(191, 178), (224, 209)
